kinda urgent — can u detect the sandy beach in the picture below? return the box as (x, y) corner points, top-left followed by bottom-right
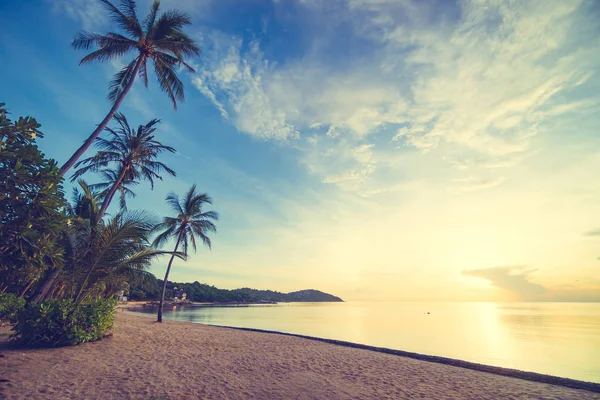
(0, 311), (598, 400)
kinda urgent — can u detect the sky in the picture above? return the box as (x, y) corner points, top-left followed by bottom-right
(1, 0), (600, 302)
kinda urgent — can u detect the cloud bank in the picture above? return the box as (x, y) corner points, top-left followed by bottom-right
(463, 266), (600, 302)
(192, 0), (599, 195)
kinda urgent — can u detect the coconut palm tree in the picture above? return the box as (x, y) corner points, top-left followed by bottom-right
(153, 185), (218, 322)
(71, 113), (176, 222)
(60, 0), (200, 175)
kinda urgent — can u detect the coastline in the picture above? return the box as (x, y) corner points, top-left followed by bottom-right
(1, 311), (598, 399)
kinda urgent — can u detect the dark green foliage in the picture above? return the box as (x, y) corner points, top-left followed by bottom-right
(0, 102), (67, 295)
(72, 113), (176, 220)
(128, 278), (344, 303)
(61, 210), (182, 303)
(13, 298), (117, 347)
(127, 271), (161, 300)
(161, 280), (251, 303)
(0, 293), (26, 322)
(129, 278), (252, 302)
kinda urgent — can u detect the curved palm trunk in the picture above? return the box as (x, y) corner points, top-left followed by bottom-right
(158, 233), (183, 323)
(32, 268), (60, 303)
(59, 56), (145, 176)
(96, 167), (128, 222)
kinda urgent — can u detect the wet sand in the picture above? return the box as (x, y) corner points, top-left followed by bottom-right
(0, 311), (598, 399)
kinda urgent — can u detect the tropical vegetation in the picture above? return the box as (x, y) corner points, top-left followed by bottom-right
(127, 280), (343, 303)
(0, 103), (67, 298)
(14, 298), (117, 347)
(0, 102), (212, 346)
(0, 0), (213, 347)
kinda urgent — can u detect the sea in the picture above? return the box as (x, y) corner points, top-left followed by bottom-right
(132, 301), (600, 383)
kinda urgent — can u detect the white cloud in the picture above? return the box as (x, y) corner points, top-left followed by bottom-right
(192, 0), (599, 193)
(351, 144), (374, 164)
(192, 74), (229, 119)
(323, 165), (375, 184)
(195, 34), (298, 140)
(50, 0), (107, 29)
(450, 176), (507, 194)
(375, 0), (594, 159)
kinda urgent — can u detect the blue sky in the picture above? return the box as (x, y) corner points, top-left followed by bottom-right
(1, 0), (600, 301)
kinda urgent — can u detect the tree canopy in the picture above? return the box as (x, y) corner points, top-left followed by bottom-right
(0, 103), (67, 295)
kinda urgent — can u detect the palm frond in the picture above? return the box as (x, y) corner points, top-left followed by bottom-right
(139, 57), (149, 87)
(99, 0), (143, 39)
(72, 31), (107, 50)
(113, 112), (133, 134)
(183, 184), (197, 213)
(187, 227), (197, 253)
(143, 0), (161, 36)
(199, 210), (219, 221)
(154, 32), (200, 60)
(117, 0), (138, 21)
(165, 192), (184, 215)
(151, 223), (177, 249)
(150, 10), (192, 41)
(180, 230), (189, 255)
(193, 230), (212, 250)
(78, 33), (137, 64)
(152, 55), (184, 108)
(108, 57), (140, 103)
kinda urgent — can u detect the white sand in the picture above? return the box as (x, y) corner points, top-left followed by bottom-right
(0, 311), (597, 399)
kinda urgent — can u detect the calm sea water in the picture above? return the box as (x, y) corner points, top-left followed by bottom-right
(133, 302), (600, 383)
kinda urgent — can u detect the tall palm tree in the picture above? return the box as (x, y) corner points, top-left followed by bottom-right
(72, 113), (176, 222)
(153, 185), (218, 322)
(60, 0), (200, 175)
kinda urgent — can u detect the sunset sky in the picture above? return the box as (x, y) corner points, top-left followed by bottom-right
(1, 0), (599, 302)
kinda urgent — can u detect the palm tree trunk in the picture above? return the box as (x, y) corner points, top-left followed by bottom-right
(19, 279), (37, 298)
(75, 264), (99, 305)
(45, 284), (60, 301)
(158, 234), (183, 323)
(32, 268), (60, 303)
(59, 56), (145, 176)
(96, 167), (128, 221)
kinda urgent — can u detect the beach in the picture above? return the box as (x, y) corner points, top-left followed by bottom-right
(0, 311), (598, 400)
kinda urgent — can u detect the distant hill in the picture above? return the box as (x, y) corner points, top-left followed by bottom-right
(287, 289), (343, 302)
(128, 278), (343, 303)
(234, 288), (343, 303)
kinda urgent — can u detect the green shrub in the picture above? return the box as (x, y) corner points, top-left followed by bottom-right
(0, 293), (26, 322)
(13, 298), (116, 347)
